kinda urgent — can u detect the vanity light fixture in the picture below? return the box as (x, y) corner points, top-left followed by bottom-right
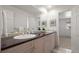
(47, 5), (52, 9)
(38, 7), (47, 14)
(65, 11), (71, 18)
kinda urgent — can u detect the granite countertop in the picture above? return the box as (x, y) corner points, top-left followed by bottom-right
(1, 31), (56, 50)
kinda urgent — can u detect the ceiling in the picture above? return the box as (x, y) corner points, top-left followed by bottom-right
(33, 5), (75, 12)
(12, 5), (76, 16)
(12, 5), (41, 16)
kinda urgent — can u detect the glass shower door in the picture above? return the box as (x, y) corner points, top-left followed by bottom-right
(59, 18), (71, 49)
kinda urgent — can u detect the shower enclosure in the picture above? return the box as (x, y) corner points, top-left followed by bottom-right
(59, 10), (71, 50)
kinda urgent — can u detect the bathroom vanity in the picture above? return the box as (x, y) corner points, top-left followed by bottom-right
(1, 32), (57, 53)
(1, 6), (57, 53)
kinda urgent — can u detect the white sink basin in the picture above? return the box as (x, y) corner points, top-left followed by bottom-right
(14, 34), (36, 39)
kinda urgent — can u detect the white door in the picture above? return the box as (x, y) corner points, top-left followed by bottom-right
(71, 6), (79, 53)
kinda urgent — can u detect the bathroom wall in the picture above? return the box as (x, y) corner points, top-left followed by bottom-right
(71, 6), (79, 53)
(0, 6), (3, 52)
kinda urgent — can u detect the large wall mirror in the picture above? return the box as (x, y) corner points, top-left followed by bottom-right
(2, 9), (40, 37)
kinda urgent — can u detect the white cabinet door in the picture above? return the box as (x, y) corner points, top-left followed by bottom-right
(44, 34), (56, 53)
(33, 37), (45, 53)
(33, 34), (56, 53)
